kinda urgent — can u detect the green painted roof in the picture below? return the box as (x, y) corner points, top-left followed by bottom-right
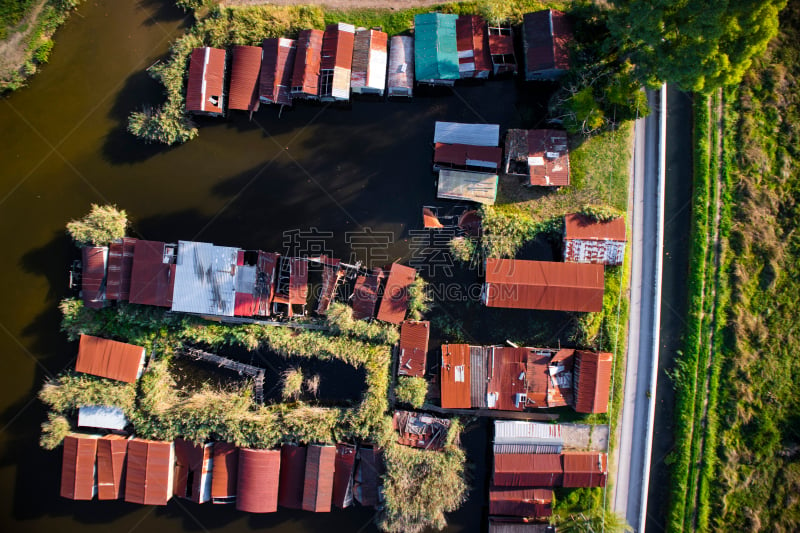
(414, 13), (459, 82)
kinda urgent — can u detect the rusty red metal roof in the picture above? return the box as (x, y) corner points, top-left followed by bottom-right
(186, 47), (226, 114)
(546, 348), (575, 407)
(352, 268), (384, 320)
(562, 452), (608, 487)
(211, 442), (238, 502)
(525, 349), (550, 408)
(129, 240), (176, 307)
(564, 214), (627, 242)
(320, 23), (355, 100)
(573, 351), (613, 413)
(488, 33), (514, 56)
(81, 246), (107, 309)
(229, 45), (262, 112)
(435, 143), (503, 170)
(173, 439), (212, 503)
(399, 321), (430, 377)
(456, 15), (491, 78)
(278, 444), (306, 509)
(523, 10), (572, 78)
(377, 263), (416, 324)
(393, 410), (450, 450)
(489, 487), (553, 517)
(332, 443), (356, 508)
(423, 207), (445, 229)
(274, 257), (309, 305)
(260, 38), (296, 107)
(527, 129), (569, 186)
(106, 238), (136, 301)
(483, 259), (604, 312)
(97, 435), (127, 500)
(124, 439), (174, 505)
(236, 448), (281, 512)
(292, 29), (323, 98)
(302, 444), (336, 512)
(493, 453), (563, 487)
(354, 446), (384, 507)
(61, 435), (98, 500)
(487, 347), (531, 411)
(75, 334), (145, 383)
(351, 28), (388, 93)
(441, 344), (471, 408)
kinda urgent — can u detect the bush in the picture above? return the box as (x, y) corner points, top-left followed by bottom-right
(394, 376), (428, 408)
(38, 372), (137, 417)
(66, 204), (127, 246)
(326, 302), (399, 345)
(39, 413), (70, 450)
(406, 276), (431, 321)
(281, 368), (304, 401)
(449, 236), (477, 264)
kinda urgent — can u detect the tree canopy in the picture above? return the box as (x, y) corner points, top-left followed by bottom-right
(611, 0), (787, 93)
(66, 203), (128, 246)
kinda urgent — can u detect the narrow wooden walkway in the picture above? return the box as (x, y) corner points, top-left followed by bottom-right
(180, 347), (267, 404)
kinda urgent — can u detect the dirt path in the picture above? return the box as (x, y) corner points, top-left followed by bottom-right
(0, 0), (47, 76)
(226, 0), (455, 8)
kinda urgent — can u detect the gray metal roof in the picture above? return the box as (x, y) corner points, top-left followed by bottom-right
(434, 121), (500, 146)
(493, 420), (564, 454)
(78, 406), (128, 431)
(171, 241), (239, 316)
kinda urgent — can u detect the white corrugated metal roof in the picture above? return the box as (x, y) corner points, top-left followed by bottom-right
(78, 405), (128, 430)
(171, 241), (238, 316)
(236, 264), (256, 293)
(437, 169), (498, 205)
(494, 420), (563, 443)
(434, 121), (500, 146)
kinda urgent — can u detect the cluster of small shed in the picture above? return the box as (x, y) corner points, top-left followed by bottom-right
(183, 9), (571, 116)
(77, 237), (419, 325)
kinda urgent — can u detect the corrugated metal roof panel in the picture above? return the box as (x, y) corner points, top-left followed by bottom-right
(352, 268), (383, 320)
(573, 351), (612, 413)
(493, 453), (563, 487)
(292, 29), (323, 98)
(174, 439), (213, 504)
(489, 487), (553, 518)
(505, 129), (570, 186)
(260, 38), (296, 106)
(124, 439), (174, 505)
(81, 246), (107, 309)
(488, 521), (551, 533)
(320, 23), (355, 101)
(398, 321), (430, 377)
(437, 169), (498, 205)
(524, 349), (550, 408)
(562, 452), (607, 487)
(236, 448), (281, 512)
(435, 143), (502, 171)
(229, 45), (262, 111)
(129, 240), (176, 307)
(97, 435), (127, 500)
(78, 405), (128, 430)
(376, 263), (416, 324)
(211, 442), (238, 502)
(434, 121), (500, 146)
(456, 15), (491, 78)
(388, 35), (414, 97)
(106, 238), (136, 301)
(483, 259), (604, 312)
(546, 348), (574, 407)
(351, 29), (388, 94)
(332, 443), (356, 508)
(278, 444), (306, 509)
(565, 214), (626, 241)
(186, 47), (226, 114)
(353, 446), (383, 507)
(415, 13), (459, 82)
(523, 10), (571, 79)
(494, 421), (563, 455)
(171, 241), (239, 317)
(441, 344), (471, 408)
(564, 215), (627, 265)
(487, 347), (530, 411)
(302, 444), (336, 512)
(75, 334), (145, 383)
(470, 345), (488, 408)
(60, 435), (98, 500)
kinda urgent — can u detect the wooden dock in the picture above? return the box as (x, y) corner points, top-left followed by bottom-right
(180, 347), (267, 404)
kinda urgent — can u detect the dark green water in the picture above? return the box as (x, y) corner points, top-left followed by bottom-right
(0, 1), (550, 531)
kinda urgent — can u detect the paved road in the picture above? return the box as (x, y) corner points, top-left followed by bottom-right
(613, 86), (666, 532)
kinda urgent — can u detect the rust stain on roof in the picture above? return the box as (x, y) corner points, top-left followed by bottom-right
(97, 435), (127, 500)
(493, 453), (563, 487)
(211, 442), (238, 502)
(562, 452), (608, 487)
(129, 240), (176, 308)
(260, 38), (296, 107)
(229, 45), (262, 112)
(124, 439), (174, 506)
(81, 246), (107, 309)
(573, 350), (613, 413)
(489, 487), (553, 518)
(186, 47), (226, 114)
(60, 435), (98, 500)
(399, 321), (430, 377)
(292, 29), (323, 98)
(236, 448), (281, 513)
(564, 213), (627, 241)
(278, 444), (306, 509)
(302, 444), (336, 512)
(441, 344), (471, 408)
(106, 238), (136, 302)
(377, 263), (416, 324)
(75, 334), (145, 383)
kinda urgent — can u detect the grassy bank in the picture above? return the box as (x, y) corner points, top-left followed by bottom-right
(0, 0), (81, 93)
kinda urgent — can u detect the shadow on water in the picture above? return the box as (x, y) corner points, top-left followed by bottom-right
(136, 0), (189, 28)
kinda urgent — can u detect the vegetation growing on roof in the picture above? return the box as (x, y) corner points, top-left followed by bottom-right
(326, 302), (400, 345)
(66, 204), (128, 247)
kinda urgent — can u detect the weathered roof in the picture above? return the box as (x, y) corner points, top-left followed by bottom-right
(129, 240), (176, 307)
(483, 259), (604, 312)
(441, 344), (471, 408)
(493, 453), (563, 487)
(75, 334), (145, 383)
(489, 487), (553, 517)
(564, 213), (627, 241)
(573, 351), (613, 413)
(354, 446), (384, 507)
(78, 405), (128, 431)
(393, 410), (451, 450)
(332, 443), (356, 508)
(211, 442), (238, 501)
(278, 444), (306, 509)
(292, 29), (324, 97)
(96, 435), (127, 500)
(487, 347), (530, 411)
(546, 348), (575, 407)
(456, 15), (491, 77)
(505, 129), (570, 186)
(387, 35), (414, 95)
(320, 23), (355, 100)
(81, 246), (107, 309)
(302, 444), (336, 512)
(106, 237), (136, 301)
(186, 47), (226, 114)
(124, 438), (174, 505)
(174, 439), (213, 504)
(414, 13), (459, 82)
(352, 268), (384, 320)
(229, 45), (262, 111)
(398, 320), (430, 377)
(236, 448), (281, 512)
(562, 452), (608, 487)
(376, 263), (416, 324)
(61, 434), (98, 500)
(488, 521), (552, 533)
(494, 421), (563, 454)
(260, 38), (296, 107)
(434, 143), (503, 170)
(523, 10), (572, 78)
(437, 169), (498, 205)
(171, 241), (239, 316)
(488, 31), (515, 56)
(351, 28), (388, 92)
(434, 121), (500, 146)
